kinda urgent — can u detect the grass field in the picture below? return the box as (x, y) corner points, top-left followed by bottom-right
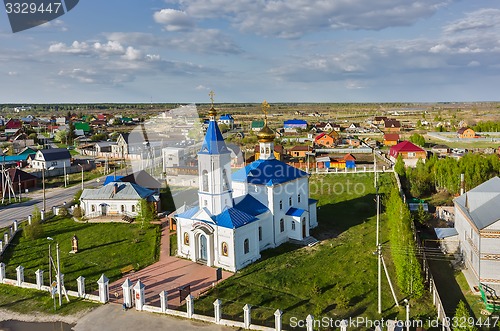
(194, 173), (436, 328)
(0, 284), (99, 315)
(1, 216), (160, 293)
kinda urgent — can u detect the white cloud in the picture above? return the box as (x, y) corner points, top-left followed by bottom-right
(443, 8), (500, 34)
(39, 19), (68, 32)
(49, 41), (90, 54)
(153, 9), (194, 31)
(171, 0), (453, 38)
(94, 41), (125, 55)
(122, 46), (142, 61)
(7, 71), (18, 76)
(195, 84), (210, 90)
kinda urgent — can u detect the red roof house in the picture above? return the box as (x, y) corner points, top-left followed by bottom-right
(389, 141), (426, 167)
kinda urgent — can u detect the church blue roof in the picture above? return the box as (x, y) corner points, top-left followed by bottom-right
(216, 207), (257, 229)
(103, 175), (124, 186)
(176, 206), (200, 219)
(309, 198), (318, 205)
(234, 195), (269, 216)
(232, 159), (309, 186)
(286, 207), (306, 217)
(199, 120), (229, 155)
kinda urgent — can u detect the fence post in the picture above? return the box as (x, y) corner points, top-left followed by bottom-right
(274, 309), (283, 331)
(160, 290), (168, 313)
(4, 232), (9, 244)
(133, 279), (145, 311)
(121, 278), (133, 308)
(16, 265), (24, 286)
(306, 315), (314, 331)
(243, 304), (251, 329)
(186, 294), (194, 318)
(0, 240), (3, 252)
(0, 262), (5, 283)
(214, 299), (222, 324)
(340, 320), (348, 331)
(41, 210), (45, 221)
(13, 220), (18, 233)
(35, 269), (44, 290)
(97, 274), (109, 303)
(28, 215), (32, 225)
(77, 276), (85, 297)
(9, 227), (13, 238)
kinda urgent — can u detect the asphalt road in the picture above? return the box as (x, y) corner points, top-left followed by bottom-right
(0, 169), (130, 229)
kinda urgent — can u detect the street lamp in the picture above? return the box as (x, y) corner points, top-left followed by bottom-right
(47, 237), (62, 307)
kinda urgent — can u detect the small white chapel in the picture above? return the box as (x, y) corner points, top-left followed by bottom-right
(176, 101), (318, 272)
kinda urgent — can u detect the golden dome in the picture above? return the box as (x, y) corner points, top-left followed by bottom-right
(208, 106), (217, 118)
(258, 123), (275, 143)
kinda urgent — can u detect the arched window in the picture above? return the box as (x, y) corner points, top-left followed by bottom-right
(261, 147), (264, 154)
(279, 200), (283, 210)
(258, 227), (262, 241)
(202, 170), (209, 192)
(91, 205), (96, 212)
(265, 147), (270, 154)
(131, 205), (136, 213)
(221, 242), (228, 256)
(291, 221), (296, 231)
(280, 219), (285, 232)
(244, 239), (249, 254)
(121, 205), (125, 212)
(222, 169), (229, 191)
(184, 232), (190, 246)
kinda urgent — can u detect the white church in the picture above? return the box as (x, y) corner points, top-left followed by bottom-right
(176, 102), (318, 272)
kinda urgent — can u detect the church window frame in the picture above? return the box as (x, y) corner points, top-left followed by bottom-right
(298, 194), (301, 203)
(222, 169), (229, 191)
(202, 170), (209, 192)
(279, 200), (283, 210)
(184, 232), (190, 246)
(258, 226), (262, 241)
(221, 242), (228, 256)
(121, 205), (125, 213)
(244, 239), (250, 254)
(280, 219), (285, 232)
(91, 205), (96, 212)
(291, 221), (296, 231)
(131, 205), (136, 213)
(289, 197), (292, 206)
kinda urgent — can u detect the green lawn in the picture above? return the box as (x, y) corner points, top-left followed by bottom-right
(44, 169), (106, 189)
(0, 284), (99, 316)
(194, 173), (436, 328)
(1, 217), (161, 293)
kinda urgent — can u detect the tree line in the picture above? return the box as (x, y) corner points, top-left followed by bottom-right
(395, 153), (500, 198)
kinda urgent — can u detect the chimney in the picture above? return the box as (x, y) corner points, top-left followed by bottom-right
(113, 183), (118, 195)
(460, 173), (465, 195)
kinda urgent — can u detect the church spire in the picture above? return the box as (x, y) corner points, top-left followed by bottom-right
(208, 90), (217, 120)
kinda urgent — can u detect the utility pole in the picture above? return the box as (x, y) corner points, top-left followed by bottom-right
(56, 243), (62, 307)
(63, 163), (67, 187)
(42, 167), (46, 212)
(376, 186), (382, 314)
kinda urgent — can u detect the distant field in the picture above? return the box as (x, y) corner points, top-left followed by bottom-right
(193, 173), (436, 328)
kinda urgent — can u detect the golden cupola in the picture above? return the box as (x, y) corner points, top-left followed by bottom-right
(257, 101), (275, 143)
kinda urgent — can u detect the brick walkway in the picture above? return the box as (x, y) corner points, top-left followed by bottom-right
(107, 220), (233, 308)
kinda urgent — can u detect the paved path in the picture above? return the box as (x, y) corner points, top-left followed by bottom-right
(73, 304), (233, 331)
(107, 220), (233, 308)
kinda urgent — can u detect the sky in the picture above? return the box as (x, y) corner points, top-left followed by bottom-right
(1, 0), (500, 103)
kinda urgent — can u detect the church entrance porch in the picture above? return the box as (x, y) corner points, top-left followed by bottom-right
(193, 228), (214, 267)
(199, 234), (208, 262)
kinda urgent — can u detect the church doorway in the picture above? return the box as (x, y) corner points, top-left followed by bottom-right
(302, 221), (306, 238)
(199, 234), (208, 262)
(101, 204), (108, 216)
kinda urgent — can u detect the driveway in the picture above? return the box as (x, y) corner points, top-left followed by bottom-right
(107, 220), (233, 308)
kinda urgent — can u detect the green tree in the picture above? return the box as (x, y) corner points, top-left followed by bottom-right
(409, 133), (425, 147)
(55, 129), (68, 144)
(136, 198), (155, 228)
(24, 206), (44, 240)
(394, 154), (406, 177)
(452, 301), (477, 331)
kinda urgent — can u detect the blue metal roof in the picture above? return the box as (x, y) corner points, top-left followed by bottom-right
(284, 119), (307, 125)
(232, 159), (309, 186)
(176, 206), (200, 219)
(216, 207), (257, 229)
(234, 195), (269, 216)
(0, 155), (29, 163)
(199, 120), (229, 155)
(308, 198), (318, 205)
(103, 175), (124, 186)
(220, 114), (234, 120)
(286, 207), (306, 217)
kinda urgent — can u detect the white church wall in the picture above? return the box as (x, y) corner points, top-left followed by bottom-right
(215, 227), (236, 271)
(234, 222), (261, 270)
(257, 213), (274, 251)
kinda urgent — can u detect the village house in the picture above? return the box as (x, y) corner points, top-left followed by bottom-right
(383, 133), (400, 146)
(314, 131), (340, 147)
(30, 148), (71, 170)
(251, 120), (265, 132)
(218, 114), (235, 129)
(80, 181), (160, 218)
(288, 145), (314, 159)
(284, 119), (308, 132)
(373, 116), (388, 126)
(457, 127), (477, 139)
(384, 119), (401, 133)
(454, 177), (500, 292)
(431, 144), (451, 156)
(389, 141), (427, 167)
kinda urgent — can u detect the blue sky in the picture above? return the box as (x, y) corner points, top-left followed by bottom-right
(1, 0), (500, 103)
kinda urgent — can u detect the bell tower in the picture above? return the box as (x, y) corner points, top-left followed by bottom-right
(257, 101), (275, 160)
(197, 91), (233, 215)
